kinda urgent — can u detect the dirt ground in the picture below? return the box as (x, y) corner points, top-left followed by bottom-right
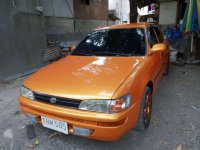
(0, 64), (200, 150)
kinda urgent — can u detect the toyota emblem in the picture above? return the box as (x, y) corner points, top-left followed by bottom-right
(50, 97), (57, 104)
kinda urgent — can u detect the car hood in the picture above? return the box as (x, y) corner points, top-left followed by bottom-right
(24, 56), (144, 100)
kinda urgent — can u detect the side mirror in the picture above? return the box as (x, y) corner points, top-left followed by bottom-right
(149, 43), (166, 55)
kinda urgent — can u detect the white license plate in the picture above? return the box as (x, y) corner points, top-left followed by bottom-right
(41, 116), (68, 134)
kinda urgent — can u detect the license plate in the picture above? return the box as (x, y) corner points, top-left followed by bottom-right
(41, 116), (68, 134)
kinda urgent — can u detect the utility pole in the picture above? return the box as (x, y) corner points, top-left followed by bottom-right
(129, 0), (138, 23)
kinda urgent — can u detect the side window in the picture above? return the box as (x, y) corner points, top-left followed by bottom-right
(148, 27), (158, 47)
(154, 27), (164, 43)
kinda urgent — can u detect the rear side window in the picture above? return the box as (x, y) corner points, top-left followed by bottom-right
(153, 27), (164, 43)
(148, 27), (158, 46)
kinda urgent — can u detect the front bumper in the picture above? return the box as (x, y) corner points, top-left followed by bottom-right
(18, 96), (139, 141)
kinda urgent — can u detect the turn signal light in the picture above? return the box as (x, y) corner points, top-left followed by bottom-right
(110, 99), (126, 112)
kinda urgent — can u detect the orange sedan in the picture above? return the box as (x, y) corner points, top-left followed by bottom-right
(18, 23), (169, 141)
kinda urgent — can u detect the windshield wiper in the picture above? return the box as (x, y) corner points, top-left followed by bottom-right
(94, 51), (131, 56)
(72, 52), (94, 56)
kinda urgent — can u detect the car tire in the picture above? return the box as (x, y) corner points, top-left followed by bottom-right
(135, 87), (152, 131)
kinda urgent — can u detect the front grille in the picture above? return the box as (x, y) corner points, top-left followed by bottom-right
(34, 93), (82, 109)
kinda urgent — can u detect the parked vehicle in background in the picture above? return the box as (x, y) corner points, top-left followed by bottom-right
(18, 23), (169, 141)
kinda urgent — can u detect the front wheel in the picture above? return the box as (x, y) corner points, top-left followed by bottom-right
(135, 87), (152, 131)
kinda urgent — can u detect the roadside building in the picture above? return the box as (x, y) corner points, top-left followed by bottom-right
(0, 0), (109, 80)
(109, 0), (130, 24)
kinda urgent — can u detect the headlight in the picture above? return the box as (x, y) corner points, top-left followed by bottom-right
(78, 94), (130, 113)
(78, 100), (111, 113)
(21, 86), (34, 100)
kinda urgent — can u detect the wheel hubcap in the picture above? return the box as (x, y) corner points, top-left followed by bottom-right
(143, 94), (152, 127)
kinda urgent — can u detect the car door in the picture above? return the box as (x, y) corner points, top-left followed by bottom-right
(153, 27), (169, 75)
(148, 26), (163, 86)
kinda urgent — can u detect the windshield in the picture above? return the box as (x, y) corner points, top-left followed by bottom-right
(72, 28), (146, 56)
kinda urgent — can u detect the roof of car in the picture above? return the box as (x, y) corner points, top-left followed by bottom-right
(98, 23), (155, 30)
